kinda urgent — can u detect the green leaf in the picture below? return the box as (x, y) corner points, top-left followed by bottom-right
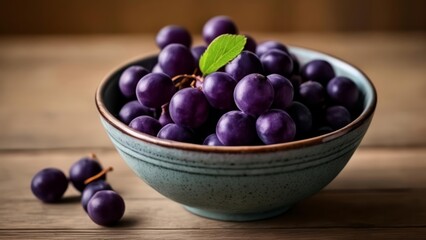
(199, 34), (246, 76)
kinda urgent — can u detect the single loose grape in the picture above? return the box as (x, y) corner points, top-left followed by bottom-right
(169, 88), (209, 129)
(118, 100), (157, 125)
(203, 72), (237, 110)
(301, 60), (335, 85)
(152, 63), (166, 75)
(256, 40), (289, 57)
(202, 16), (238, 44)
(256, 109), (296, 144)
(157, 123), (196, 143)
(31, 168), (68, 203)
(299, 81), (326, 108)
(225, 51), (264, 81)
(234, 73), (274, 116)
(327, 76), (360, 108)
(261, 49), (293, 77)
(267, 74), (294, 110)
(136, 73), (176, 109)
(69, 156), (104, 192)
(203, 133), (224, 146)
(156, 25), (192, 49)
(325, 105), (351, 130)
(118, 66), (149, 99)
(129, 115), (162, 136)
(81, 180), (112, 212)
(87, 190), (125, 226)
(216, 111), (257, 146)
(158, 43), (195, 77)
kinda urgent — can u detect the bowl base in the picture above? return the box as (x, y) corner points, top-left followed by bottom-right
(183, 205), (290, 222)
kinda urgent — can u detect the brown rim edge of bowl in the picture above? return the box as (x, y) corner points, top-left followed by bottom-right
(95, 46), (377, 153)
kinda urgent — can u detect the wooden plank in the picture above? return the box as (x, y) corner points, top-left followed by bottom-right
(0, 149), (425, 230)
(0, 148), (425, 201)
(0, 191), (425, 230)
(1, 0), (425, 34)
(0, 228), (425, 240)
(0, 33), (425, 149)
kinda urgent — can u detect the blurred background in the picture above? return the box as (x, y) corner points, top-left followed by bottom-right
(1, 0), (425, 35)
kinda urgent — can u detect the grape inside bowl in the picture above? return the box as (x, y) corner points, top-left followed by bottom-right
(95, 46), (377, 221)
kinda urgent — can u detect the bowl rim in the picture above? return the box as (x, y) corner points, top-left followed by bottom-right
(95, 45), (377, 153)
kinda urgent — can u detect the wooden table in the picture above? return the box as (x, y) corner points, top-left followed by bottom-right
(0, 33), (425, 239)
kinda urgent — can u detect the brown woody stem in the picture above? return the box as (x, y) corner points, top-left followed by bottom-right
(84, 166), (114, 185)
(172, 74), (204, 90)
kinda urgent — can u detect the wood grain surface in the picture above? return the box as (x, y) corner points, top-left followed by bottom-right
(0, 33), (425, 239)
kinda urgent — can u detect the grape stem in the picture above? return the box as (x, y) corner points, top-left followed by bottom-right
(172, 74), (203, 90)
(84, 166), (113, 185)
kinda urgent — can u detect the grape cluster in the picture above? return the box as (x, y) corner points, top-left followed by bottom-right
(117, 16), (361, 146)
(30, 154), (125, 226)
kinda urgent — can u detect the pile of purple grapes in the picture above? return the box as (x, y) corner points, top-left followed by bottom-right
(30, 154), (125, 226)
(117, 16), (362, 146)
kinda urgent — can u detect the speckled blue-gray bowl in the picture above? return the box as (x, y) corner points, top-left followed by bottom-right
(95, 46), (377, 221)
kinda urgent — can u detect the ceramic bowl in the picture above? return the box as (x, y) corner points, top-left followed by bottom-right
(95, 46), (377, 221)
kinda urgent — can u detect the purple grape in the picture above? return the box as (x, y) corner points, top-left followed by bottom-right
(267, 74), (294, 110)
(31, 168), (68, 203)
(203, 133), (224, 146)
(202, 16), (238, 44)
(234, 73), (274, 116)
(299, 81), (326, 108)
(216, 111), (257, 146)
(157, 123), (195, 143)
(325, 105), (351, 130)
(159, 104), (174, 126)
(158, 43), (195, 77)
(225, 51), (264, 81)
(203, 72), (237, 110)
(191, 45), (207, 63)
(286, 101), (313, 136)
(156, 25), (192, 49)
(301, 60), (335, 85)
(256, 109), (296, 144)
(87, 190), (125, 226)
(327, 76), (360, 108)
(118, 66), (149, 99)
(169, 88), (209, 128)
(151, 63), (165, 75)
(118, 100), (157, 125)
(81, 180), (112, 212)
(261, 49), (293, 77)
(256, 40), (289, 57)
(243, 34), (257, 53)
(136, 73), (176, 108)
(129, 116), (162, 136)
(69, 156), (104, 192)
